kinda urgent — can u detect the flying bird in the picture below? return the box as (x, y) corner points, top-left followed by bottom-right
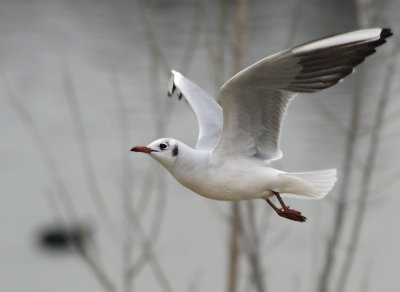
(132, 28), (392, 222)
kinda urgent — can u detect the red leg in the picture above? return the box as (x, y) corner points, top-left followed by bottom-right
(266, 192), (307, 222)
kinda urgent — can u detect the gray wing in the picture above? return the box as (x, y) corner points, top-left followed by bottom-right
(168, 70), (223, 150)
(213, 28), (392, 161)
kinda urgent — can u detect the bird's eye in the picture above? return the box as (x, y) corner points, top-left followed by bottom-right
(160, 143), (167, 150)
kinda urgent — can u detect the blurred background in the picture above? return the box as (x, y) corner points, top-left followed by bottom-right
(1, 0), (399, 291)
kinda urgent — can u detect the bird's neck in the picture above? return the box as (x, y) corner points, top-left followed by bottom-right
(168, 143), (211, 184)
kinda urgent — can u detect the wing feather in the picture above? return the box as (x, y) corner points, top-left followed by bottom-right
(213, 28), (392, 161)
(168, 71), (223, 150)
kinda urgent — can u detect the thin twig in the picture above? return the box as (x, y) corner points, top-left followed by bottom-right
(135, 0), (171, 76)
(317, 70), (364, 292)
(108, 68), (135, 292)
(284, 0), (303, 48)
(358, 260), (372, 292)
(309, 97), (349, 135)
(227, 1), (248, 291)
(244, 201), (266, 292)
(78, 249), (118, 292)
(126, 207), (174, 292)
(179, 0), (204, 74)
(61, 63), (119, 240)
(3, 76), (78, 221)
(214, 0), (229, 91)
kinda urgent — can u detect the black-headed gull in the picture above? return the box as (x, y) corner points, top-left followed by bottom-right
(132, 28), (392, 222)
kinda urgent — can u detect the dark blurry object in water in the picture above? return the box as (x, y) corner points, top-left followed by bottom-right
(37, 223), (91, 253)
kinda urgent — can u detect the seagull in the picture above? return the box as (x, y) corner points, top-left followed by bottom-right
(132, 28), (392, 222)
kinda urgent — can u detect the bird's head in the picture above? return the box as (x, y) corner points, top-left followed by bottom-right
(131, 138), (179, 168)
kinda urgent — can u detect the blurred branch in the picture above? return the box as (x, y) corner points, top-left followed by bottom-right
(242, 201), (266, 292)
(78, 248), (118, 292)
(186, 269), (204, 292)
(358, 100), (400, 137)
(108, 65), (168, 290)
(370, 167), (400, 198)
(44, 189), (66, 223)
(2, 75), (78, 221)
(107, 68), (135, 292)
(309, 96), (349, 135)
(149, 168), (167, 241)
(3, 73), (117, 292)
(317, 69), (365, 292)
(135, 0), (171, 76)
(203, 0), (230, 95)
(125, 205), (174, 292)
(118, 2), (175, 290)
(227, 1), (248, 292)
(358, 260), (372, 292)
(335, 40), (398, 292)
(179, 0), (204, 74)
(284, 0), (303, 48)
(61, 63), (119, 240)
(227, 201), (242, 292)
(202, 0), (217, 91)
(215, 0), (229, 91)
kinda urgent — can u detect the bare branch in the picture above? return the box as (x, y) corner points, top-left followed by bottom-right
(126, 207), (174, 292)
(179, 0), (204, 74)
(284, 0), (303, 48)
(227, 1), (248, 292)
(78, 248), (118, 292)
(242, 201), (267, 292)
(2, 75), (78, 221)
(317, 67), (365, 292)
(309, 96), (349, 135)
(135, 0), (171, 76)
(61, 63), (119, 240)
(107, 68), (135, 292)
(335, 40), (398, 292)
(2, 73), (117, 292)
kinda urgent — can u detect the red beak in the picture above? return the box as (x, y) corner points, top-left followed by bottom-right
(131, 146), (156, 153)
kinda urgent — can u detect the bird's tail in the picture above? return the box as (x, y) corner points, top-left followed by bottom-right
(278, 169), (337, 199)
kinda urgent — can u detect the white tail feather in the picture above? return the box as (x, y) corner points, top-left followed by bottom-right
(279, 169), (337, 199)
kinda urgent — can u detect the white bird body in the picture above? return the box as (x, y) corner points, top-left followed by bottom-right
(168, 145), (281, 201)
(145, 138), (336, 202)
(132, 28), (392, 221)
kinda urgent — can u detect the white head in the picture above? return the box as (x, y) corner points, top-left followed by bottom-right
(131, 138), (180, 168)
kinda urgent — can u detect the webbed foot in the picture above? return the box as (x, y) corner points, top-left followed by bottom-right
(266, 192), (307, 222)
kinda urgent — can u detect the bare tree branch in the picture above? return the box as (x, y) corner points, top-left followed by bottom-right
(61, 63), (119, 240)
(2, 75), (78, 221)
(284, 0), (303, 48)
(317, 70), (365, 292)
(227, 1), (248, 291)
(335, 40), (399, 292)
(179, 0), (204, 74)
(107, 67), (136, 292)
(126, 207), (174, 292)
(3, 73), (117, 292)
(243, 201), (267, 292)
(78, 248), (118, 292)
(135, 0), (171, 76)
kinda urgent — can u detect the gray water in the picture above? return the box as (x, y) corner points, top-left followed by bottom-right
(1, 0), (399, 291)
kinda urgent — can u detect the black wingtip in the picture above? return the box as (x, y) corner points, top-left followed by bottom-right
(381, 28), (393, 39)
(167, 71), (176, 97)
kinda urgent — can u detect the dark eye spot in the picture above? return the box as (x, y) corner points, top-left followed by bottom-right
(160, 143), (167, 150)
(172, 145), (179, 156)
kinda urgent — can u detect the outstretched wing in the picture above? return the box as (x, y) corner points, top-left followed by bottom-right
(213, 28), (392, 161)
(168, 70), (223, 150)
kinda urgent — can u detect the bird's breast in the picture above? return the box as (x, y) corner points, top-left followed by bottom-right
(173, 162), (279, 201)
